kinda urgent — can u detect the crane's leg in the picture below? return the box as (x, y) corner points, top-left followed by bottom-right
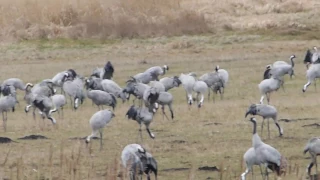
(207, 87), (211, 101)
(241, 168), (249, 180)
(307, 162), (314, 176)
(168, 103), (174, 120)
(99, 129), (103, 151)
(2, 111), (6, 132)
(138, 123), (143, 143)
(32, 106), (36, 120)
(264, 165), (269, 180)
(259, 165), (264, 179)
(61, 107), (64, 120)
(266, 93), (270, 105)
(315, 79), (317, 92)
(146, 124), (155, 139)
(161, 105), (169, 120)
(261, 118), (265, 136)
(315, 156), (318, 175)
(267, 119), (270, 139)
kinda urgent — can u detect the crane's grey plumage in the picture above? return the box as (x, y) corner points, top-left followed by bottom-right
(144, 65), (169, 81)
(245, 104), (283, 138)
(86, 89), (117, 110)
(84, 76), (103, 91)
(302, 64), (320, 93)
(241, 147), (263, 180)
(62, 73), (85, 110)
(249, 117), (285, 179)
(91, 61), (114, 80)
(156, 91), (174, 120)
(1, 78), (32, 91)
(179, 73), (196, 106)
(121, 144), (158, 180)
(271, 55), (296, 78)
(159, 76), (181, 91)
(32, 95), (57, 124)
(126, 105), (157, 140)
(85, 109), (115, 150)
(258, 76), (282, 104)
(199, 70), (224, 102)
(51, 69), (78, 93)
(143, 87), (159, 110)
(123, 78), (150, 105)
(149, 81), (165, 93)
(100, 79), (127, 103)
(133, 72), (157, 84)
(0, 92), (16, 131)
(303, 137), (320, 176)
(193, 80), (208, 108)
(51, 94), (66, 119)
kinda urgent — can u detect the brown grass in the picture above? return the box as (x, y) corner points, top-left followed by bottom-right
(0, 35), (319, 179)
(1, 0), (320, 41)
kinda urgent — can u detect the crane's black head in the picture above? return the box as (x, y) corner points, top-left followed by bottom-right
(304, 49), (312, 64)
(125, 105), (138, 120)
(147, 88), (159, 105)
(245, 104), (257, 118)
(173, 76), (182, 87)
(2, 85), (12, 96)
(263, 65), (272, 80)
(104, 61), (114, 72)
(67, 69), (77, 78)
(215, 65), (220, 72)
(144, 157), (158, 179)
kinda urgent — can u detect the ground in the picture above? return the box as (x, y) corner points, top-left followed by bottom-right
(0, 34), (319, 180)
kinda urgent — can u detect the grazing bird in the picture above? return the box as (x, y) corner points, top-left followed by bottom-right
(100, 79), (127, 103)
(302, 64), (320, 93)
(159, 76), (181, 91)
(84, 76), (103, 91)
(199, 70), (224, 102)
(258, 75), (282, 104)
(179, 73), (196, 106)
(125, 105), (157, 140)
(133, 72), (157, 84)
(271, 55), (296, 78)
(62, 73), (84, 110)
(121, 144), (158, 180)
(245, 104), (283, 138)
(51, 94), (66, 119)
(144, 65), (169, 81)
(193, 80), (208, 108)
(149, 81), (166, 93)
(1, 78), (33, 92)
(32, 95), (57, 124)
(156, 91), (174, 120)
(0, 92), (16, 131)
(85, 109), (115, 150)
(86, 89), (117, 110)
(241, 147), (263, 180)
(123, 78), (150, 105)
(303, 137), (320, 176)
(143, 87), (159, 110)
(249, 117), (285, 179)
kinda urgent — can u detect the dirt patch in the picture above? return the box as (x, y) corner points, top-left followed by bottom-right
(69, 136), (100, 140)
(279, 118), (319, 123)
(198, 166), (220, 172)
(0, 137), (16, 143)
(171, 140), (187, 144)
(18, 135), (49, 140)
(204, 122), (222, 126)
(302, 123), (320, 128)
(162, 167), (190, 172)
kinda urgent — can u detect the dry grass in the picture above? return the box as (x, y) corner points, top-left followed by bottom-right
(0, 36), (319, 179)
(1, 0), (320, 41)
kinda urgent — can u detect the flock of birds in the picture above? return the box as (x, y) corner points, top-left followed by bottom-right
(0, 47), (320, 180)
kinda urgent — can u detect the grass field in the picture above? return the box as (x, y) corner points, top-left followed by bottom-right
(0, 0), (320, 180)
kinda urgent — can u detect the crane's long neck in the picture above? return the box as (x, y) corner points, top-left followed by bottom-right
(251, 120), (263, 148)
(290, 57), (295, 68)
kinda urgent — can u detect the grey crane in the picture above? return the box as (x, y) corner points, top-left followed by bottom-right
(193, 80), (208, 108)
(263, 65), (285, 92)
(85, 109), (115, 150)
(271, 55), (296, 78)
(159, 76), (181, 91)
(51, 69), (78, 93)
(121, 144), (158, 180)
(249, 117), (286, 179)
(1, 78), (33, 92)
(0, 91), (16, 131)
(179, 73), (196, 106)
(258, 76), (282, 104)
(100, 79), (127, 103)
(84, 76), (103, 91)
(123, 78), (150, 105)
(51, 94), (66, 119)
(133, 72), (157, 84)
(62, 73), (85, 110)
(245, 104), (283, 138)
(144, 65), (169, 81)
(302, 64), (320, 93)
(91, 61), (114, 80)
(32, 95), (57, 124)
(198, 70), (224, 102)
(241, 147), (263, 180)
(86, 89), (117, 110)
(125, 105), (157, 141)
(156, 91), (174, 120)
(303, 137), (320, 176)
